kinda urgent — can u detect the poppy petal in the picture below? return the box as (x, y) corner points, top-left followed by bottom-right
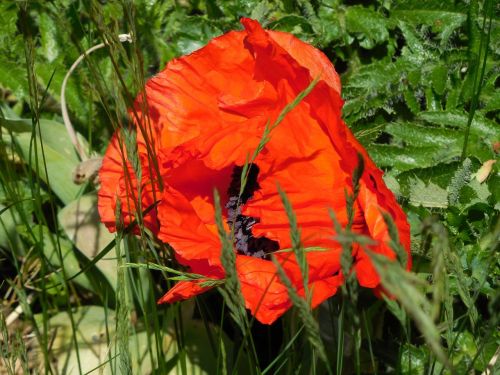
(99, 18), (412, 326)
(158, 280), (212, 304)
(157, 184), (222, 269)
(98, 132), (160, 234)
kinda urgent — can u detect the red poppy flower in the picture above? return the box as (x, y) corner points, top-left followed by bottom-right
(98, 18), (411, 325)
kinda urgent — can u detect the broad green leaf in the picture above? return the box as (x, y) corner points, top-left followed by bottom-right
(18, 224), (93, 291)
(58, 194), (118, 289)
(383, 173), (401, 197)
(35, 306), (119, 375)
(38, 305), (116, 347)
(352, 123), (384, 145)
(345, 59), (412, 92)
(385, 122), (493, 163)
(0, 117), (33, 133)
(0, 204), (24, 253)
(12, 119), (87, 204)
(37, 306), (246, 375)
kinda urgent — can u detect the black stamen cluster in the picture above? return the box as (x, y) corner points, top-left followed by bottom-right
(226, 164), (279, 259)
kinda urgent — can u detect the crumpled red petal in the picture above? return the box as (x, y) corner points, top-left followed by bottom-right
(158, 280), (212, 304)
(98, 132), (160, 234)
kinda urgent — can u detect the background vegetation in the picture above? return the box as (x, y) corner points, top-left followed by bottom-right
(0, 0), (498, 374)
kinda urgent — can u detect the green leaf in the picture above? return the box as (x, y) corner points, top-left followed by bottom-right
(368, 252), (450, 368)
(0, 117), (33, 133)
(367, 144), (442, 172)
(0, 59), (28, 99)
(448, 158), (472, 205)
(0, 2), (26, 98)
(11, 119), (86, 204)
(400, 344), (426, 375)
(41, 305), (246, 375)
(397, 21), (430, 63)
(386, 122), (462, 148)
(345, 6), (389, 49)
(457, 178), (491, 209)
(409, 178), (449, 208)
(418, 110), (499, 139)
(392, 9), (467, 45)
(58, 194), (118, 289)
(0, 204), (25, 254)
(39, 12), (60, 63)
(431, 64), (448, 95)
(403, 89), (420, 114)
(482, 88), (500, 112)
(19, 224), (93, 291)
(268, 15), (314, 38)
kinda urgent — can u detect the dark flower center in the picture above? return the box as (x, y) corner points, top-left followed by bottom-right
(226, 164), (279, 259)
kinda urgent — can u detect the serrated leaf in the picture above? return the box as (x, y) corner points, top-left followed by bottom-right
(409, 178), (448, 208)
(367, 144), (445, 172)
(386, 122), (462, 148)
(0, 58), (28, 99)
(39, 12), (60, 63)
(459, 178), (491, 208)
(418, 110), (499, 139)
(268, 15), (314, 38)
(392, 9), (466, 45)
(345, 6), (389, 49)
(346, 59), (411, 93)
(403, 89), (420, 114)
(397, 21), (430, 63)
(483, 89), (500, 112)
(448, 158), (472, 205)
(383, 173), (401, 197)
(431, 65), (448, 95)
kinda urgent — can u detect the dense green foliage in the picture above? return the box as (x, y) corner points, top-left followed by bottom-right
(0, 0), (498, 374)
